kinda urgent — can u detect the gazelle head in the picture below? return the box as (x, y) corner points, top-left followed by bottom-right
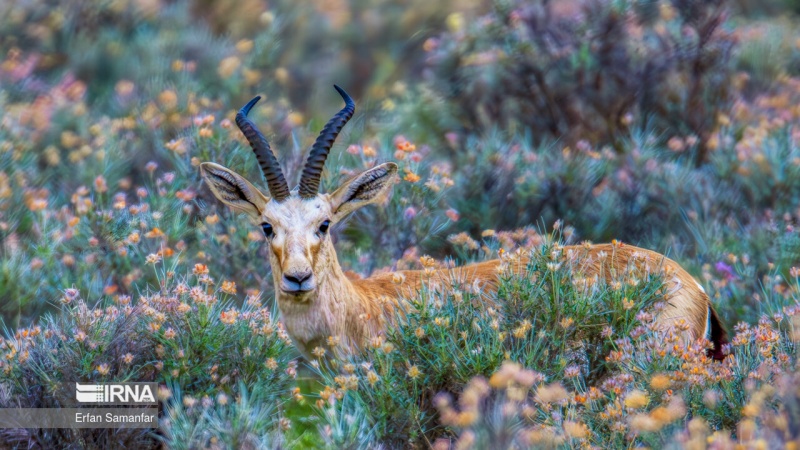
(200, 86), (397, 302)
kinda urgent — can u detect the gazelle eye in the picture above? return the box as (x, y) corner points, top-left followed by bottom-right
(261, 223), (274, 239)
(318, 220), (331, 235)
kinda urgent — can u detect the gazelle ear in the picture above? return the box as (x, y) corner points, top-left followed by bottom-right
(330, 162), (398, 222)
(200, 162), (268, 218)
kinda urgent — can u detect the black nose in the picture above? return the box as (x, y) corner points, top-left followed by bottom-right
(284, 271), (312, 286)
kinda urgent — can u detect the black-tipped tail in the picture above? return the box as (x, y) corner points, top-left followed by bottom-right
(707, 307), (729, 361)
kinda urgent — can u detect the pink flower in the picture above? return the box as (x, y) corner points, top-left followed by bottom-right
(715, 261), (737, 281)
(445, 208), (460, 221)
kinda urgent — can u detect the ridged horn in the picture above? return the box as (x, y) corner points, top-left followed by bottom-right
(298, 85), (355, 198)
(235, 96), (290, 201)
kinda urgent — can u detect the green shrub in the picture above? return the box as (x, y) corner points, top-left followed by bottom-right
(435, 307), (800, 448)
(0, 267), (297, 448)
(420, 0), (736, 165)
(313, 237), (670, 446)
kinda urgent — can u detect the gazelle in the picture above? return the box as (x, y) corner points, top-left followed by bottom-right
(200, 86), (728, 361)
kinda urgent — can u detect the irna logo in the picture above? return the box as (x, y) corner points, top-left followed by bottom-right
(75, 383), (157, 405)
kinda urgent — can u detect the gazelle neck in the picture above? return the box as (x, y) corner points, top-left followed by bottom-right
(273, 240), (373, 359)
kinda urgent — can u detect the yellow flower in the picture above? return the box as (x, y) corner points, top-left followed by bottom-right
(563, 421), (588, 439)
(165, 138), (187, 154)
(311, 347), (326, 359)
(115, 79), (135, 96)
(275, 67), (289, 84)
(158, 89), (178, 110)
(235, 39), (253, 54)
(287, 112), (304, 127)
(260, 11), (274, 25)
(630, 414), (662, 432)
(513, 320), (532, 338)
(624, 390), (649, 409)
(403, 171), (420, 183)
(157, 386), (172, 401)
(535, 383), (568, 404)
(183, 396), (197, 408)
(144, 227), (165, 238)
(367, 371), (380, 386)
(742, 403), (760, 418)
(97, 364), (110, 376)
(193, 264), (209, 275)
(407, 365), (422, 379)
(649, 374), (671, 391)
(220, 280), (236, 295)
(217, 56), (241, 79)
(94, 175), (107, 193)
(446, 12), (464, 32)
(242, 67), (261, 85)
(622, 297), (635, 310)
(419, 255), (436, 268)
(434, 317), (450, 327)
(392, 272), (406, 284)
(219, 309), (238, 325)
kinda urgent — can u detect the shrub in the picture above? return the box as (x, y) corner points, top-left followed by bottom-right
(421, 0), (737, 165)
(435, 308), (800, 448)
(312, 237), (673, 446)
(0, 267), (297, 448)
(160, 382), (288, 450)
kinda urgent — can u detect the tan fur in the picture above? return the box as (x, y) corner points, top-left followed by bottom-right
(201, 162), (727, 361)
(334, 243), (716, 358)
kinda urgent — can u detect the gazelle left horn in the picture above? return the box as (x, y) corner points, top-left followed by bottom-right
(297, 85), (355, 198)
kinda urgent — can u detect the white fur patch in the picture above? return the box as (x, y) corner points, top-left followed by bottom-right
(695, 281), (705, 293)
(703, 306), (712, 341)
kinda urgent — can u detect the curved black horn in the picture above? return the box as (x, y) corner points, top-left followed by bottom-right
(235, 96), (290, 201)
(298, 85), (355, 198)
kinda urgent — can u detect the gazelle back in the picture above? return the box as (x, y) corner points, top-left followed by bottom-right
(201, 86), (728, 361)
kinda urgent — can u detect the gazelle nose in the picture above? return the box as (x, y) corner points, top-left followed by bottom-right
(283, 271), (313, 288)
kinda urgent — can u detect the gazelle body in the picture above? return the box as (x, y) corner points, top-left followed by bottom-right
(201, 86), (728, 361)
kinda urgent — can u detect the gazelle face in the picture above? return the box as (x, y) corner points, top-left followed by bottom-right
(200, 86), (396, 302)
(260, 195), (334, 296)
(200, 162), (398, 301)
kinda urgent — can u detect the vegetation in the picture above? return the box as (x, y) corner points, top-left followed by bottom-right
(1, 0), (800, 447)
